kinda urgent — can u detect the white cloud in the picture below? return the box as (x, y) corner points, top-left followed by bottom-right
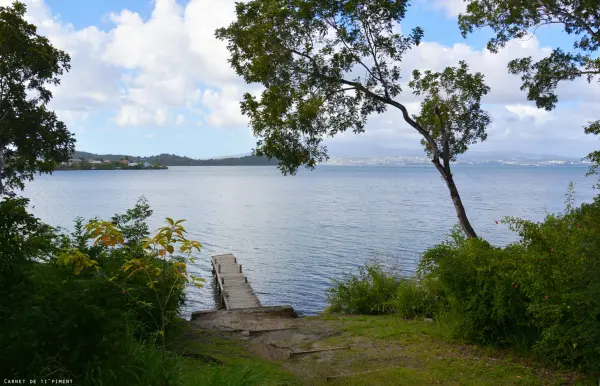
(505, 105), (555, 125)
(422, 0), (467, 17)
(175, 114), (185, 125)
(101, 0), (244, 127)
(116, 105), (155, 126)
(0, 0), (122, 117)
(4, 0), (245, 128)
(336, 34), (598, 156)
(154, 108), (167, 126)
(201, 85), (249, 127)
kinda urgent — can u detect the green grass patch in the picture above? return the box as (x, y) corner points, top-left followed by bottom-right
(175, 326), (299, 386)
(310, 315), (589, 386)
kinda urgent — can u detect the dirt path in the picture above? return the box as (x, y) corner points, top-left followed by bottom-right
(184, 309), (583, 385)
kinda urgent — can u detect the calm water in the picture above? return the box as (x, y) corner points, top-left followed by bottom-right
(23, 165), (597, 316)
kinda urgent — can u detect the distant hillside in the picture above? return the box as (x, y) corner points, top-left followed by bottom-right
(72, 151), (278, 166)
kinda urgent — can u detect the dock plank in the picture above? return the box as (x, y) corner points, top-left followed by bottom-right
(212, 254), (261, 310)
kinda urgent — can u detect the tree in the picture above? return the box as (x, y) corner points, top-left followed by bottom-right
(458, 0), (600, 179)
(216, 0), (492, 238)
(0, 1), (74, 196)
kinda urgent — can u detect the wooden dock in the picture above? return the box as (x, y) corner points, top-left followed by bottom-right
(212, 254), (261, 310)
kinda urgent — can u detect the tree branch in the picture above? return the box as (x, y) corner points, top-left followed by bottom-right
(537, 0), (600, 44)
(361, 19), (391, 99)
(286, 47), (441, 162)
(525, 20), (566, 41)
(338, 78), (440, 161)
(324, 87), (356, 101)
(323, 17), (380, 82)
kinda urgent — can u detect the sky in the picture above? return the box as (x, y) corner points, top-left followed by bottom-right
(2, 0), (599, 159)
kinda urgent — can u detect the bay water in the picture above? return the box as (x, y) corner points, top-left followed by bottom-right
(23, 165), (597, 315)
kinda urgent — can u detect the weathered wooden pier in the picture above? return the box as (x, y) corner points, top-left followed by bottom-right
(212, 254), (261, 310)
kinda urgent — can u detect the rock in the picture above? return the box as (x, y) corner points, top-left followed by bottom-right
(424, 318), (434, 323)
(241, 330), (250, 337)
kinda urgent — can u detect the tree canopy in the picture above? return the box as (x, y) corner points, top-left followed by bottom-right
(216, 0), (492, 237)
(459, 0), (600, 177)
(0, 1), (74, 195)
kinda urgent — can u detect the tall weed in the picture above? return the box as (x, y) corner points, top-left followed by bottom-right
(326, 262), (401, 315)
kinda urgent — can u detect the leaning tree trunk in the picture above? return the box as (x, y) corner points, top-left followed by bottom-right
(433, 160), (478, 239)
(0, 145), (4, 197)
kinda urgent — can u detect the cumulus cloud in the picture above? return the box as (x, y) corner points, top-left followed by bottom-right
(423, 0), (467, 17)
(4, 0), (245, 128)
(200, 85), (250, 127)
(505, 105), (555, 125)
(101, 0), (244, 127)
(0, 0), (121, 115)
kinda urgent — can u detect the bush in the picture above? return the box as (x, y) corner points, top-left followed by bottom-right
(326, 261), (444, 317)
(391, 277), (446, 320)
(418, 189), (600, 371)
(0, 197), (203, 383)
(326, 262), (401, 315)
(81, 327), (184, 386)
(419, 229), (532, 346)
(503, 194), (600, 370)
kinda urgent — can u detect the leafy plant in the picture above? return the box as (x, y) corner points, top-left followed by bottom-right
(0, 1), (74, 195)
(0, 197), (205, 382)
(419, 228), (532, 346)
(326, 262), (402, 315)
(390, 277), (446, 320)
(60, 215), (206, 354)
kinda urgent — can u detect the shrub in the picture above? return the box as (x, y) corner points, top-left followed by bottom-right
(81, 325), (184, 386)
(326, 260), (446, 318)
(418, 188), (600, 371)
(419, 228), (532, 345)
(502, 193), (600, 370)
(391, 277), (446, 319)
(0, 197), (204, 382)
(326, 188), (600, 372)
(326, 262), (401, 315)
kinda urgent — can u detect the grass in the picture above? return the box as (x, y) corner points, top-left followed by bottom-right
(176, 315), (593, 386)
(174, 326), (299, 386)
(307, 315), (590, 386)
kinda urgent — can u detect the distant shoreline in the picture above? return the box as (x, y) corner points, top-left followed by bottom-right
(54, 168), (169, 171)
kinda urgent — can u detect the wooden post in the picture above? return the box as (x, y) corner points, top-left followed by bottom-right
(234, 257), (237, 264)
(218, 264), (221, 274)
(239, 264), (242, 273)
(245, 277), (248, 283)
(221, 277), (224, 285)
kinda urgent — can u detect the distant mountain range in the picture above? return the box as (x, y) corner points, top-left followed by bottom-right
(72, 151), (278, 166)
(323, 151), (590, 166)
(324, 145), (590, 166)
(73, 148), (590, 168)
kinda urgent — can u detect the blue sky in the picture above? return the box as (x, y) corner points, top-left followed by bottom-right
(8, 0), (599, 158)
